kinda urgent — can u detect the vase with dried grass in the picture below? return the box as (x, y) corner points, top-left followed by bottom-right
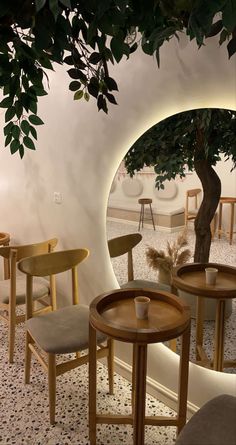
(146, 232), (191, 286)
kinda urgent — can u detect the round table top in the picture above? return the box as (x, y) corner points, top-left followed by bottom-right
(219, 197), (236, 204)
(172, 263), (236, 299)
(89, 288), (190, 344)
(0, 232), (10, 245)
(138, 198), (152, 204)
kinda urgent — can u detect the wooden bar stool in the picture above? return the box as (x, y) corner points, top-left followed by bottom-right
(218, 197), (236, 245)
(138, 198), (155, 230)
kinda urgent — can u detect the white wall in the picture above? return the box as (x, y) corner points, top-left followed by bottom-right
(0, 34), (236, 407)
(108, 158), (236, 217)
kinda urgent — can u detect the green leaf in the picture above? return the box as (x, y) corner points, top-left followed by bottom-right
(15, 101), (24, 119)
(10, 139), (20, 154)
(30, 125), (38, 140)
(23, 136), (36, 150)
(69, 81), (81, 91)
(28, 100), (37, 114)
(12, 125), (20, 140)
(64, 55), (74, 65)
(110, 37), (124, 63)
(21, 120), (30, 136)
(84, 92), (90, 102)
(219, 29), (229, 45)
(29, 115), (44, 125)
(5, 107), (16, 122)
(35, 0), (47, 12)
(74, 90), (83, 100)
(33, 86), (47, 96)
(67, 68), (81, 79)
(106, 92), (117, 105)
(105, 77), (118, 91)
(49, 0), (59, 20)
(89, 52), (102, 65)
(0, 96), (13, 108)
(227, 37), (236, 58)
(5, 133), (12, 147)
(88, 77), (99, 98)
(59, 0), (71, 8)
(19, 144), (24, 159)
(222, 0), (236, 32)
(97, 94), (108, 113)
(4, 121), (13, 136)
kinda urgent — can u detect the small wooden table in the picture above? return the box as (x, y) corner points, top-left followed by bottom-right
(89, 288), (191, 445)
(172, 263), (236, 372)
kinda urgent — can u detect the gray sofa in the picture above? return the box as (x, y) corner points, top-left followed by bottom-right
(176, 394), (236, 445)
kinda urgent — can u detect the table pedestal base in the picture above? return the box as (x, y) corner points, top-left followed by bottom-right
(89, 324), (190, 445)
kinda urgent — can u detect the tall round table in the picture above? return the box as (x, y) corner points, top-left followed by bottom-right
(89, 288), (191, 445)
(172, 263), (236, 372)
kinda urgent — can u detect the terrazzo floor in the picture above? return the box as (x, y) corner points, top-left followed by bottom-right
(0, 221), (235, 445)
(107, 220), (236, 372)
(0, 322), (177, 445)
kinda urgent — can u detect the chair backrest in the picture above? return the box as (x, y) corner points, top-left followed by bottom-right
(18, 248), (89, 318)
(108, 233), (142, 282)
(186, 188), (201, 210)
(0, 238), (58, 280)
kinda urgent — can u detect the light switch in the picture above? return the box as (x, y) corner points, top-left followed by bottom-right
(53, 192), (62, 204)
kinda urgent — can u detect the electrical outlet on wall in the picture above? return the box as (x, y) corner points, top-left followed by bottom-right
(53, 192), (62, 204)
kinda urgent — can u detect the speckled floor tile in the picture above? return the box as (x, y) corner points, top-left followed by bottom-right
(0, 323), (177, 445)
(0, 221), (235, 444)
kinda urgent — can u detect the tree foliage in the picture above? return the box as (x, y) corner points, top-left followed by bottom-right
(124, 109), (236, 187)
(0, 1), (236, 157)
(124, 108), (236, 262)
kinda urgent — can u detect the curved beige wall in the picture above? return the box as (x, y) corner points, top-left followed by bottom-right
(0, 34), (235, 407)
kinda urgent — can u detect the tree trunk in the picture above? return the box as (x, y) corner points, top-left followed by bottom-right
(194, 160), (221, 262)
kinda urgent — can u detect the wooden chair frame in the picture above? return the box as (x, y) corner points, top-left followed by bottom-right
(108, 233), (142, 282)
(184, 188), (201, 227)
(18, 249), (114, 424)
(108, 233), (177, 352)
(185, 189), (216, 237)
(0, 238), (58, 363)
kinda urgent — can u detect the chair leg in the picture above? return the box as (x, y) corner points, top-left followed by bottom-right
(9, 309), (16, 363)
(48, 353), (56, 425)
(25, 331), (33, 384)
(138, 205), (143, 231)
(107, 338), (114, 395)
(149, 203), (156, 230)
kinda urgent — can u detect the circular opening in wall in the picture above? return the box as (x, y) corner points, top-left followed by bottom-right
(107, 108), (236, 373)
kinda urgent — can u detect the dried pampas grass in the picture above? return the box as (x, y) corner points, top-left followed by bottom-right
(146, 231), (191, 273)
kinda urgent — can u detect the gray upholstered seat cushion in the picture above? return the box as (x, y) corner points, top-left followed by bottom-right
(122, 279), (171, 292)
(0, 276), (49, 305)
(26, 304), (107, 354)
(176, 394), (236, 445)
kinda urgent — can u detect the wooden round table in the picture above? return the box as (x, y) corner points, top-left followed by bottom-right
(172, 263), (236, 372)
(89, 288), (191, 445)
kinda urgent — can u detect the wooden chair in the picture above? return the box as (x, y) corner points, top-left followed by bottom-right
(185, 189), (217, 237)
(18, 248), (114, 425)
(108, 233), (176, 351)
(184, 188), (201, 228)
(108, 233), (171, 291)
(0, 238), (58, 363)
